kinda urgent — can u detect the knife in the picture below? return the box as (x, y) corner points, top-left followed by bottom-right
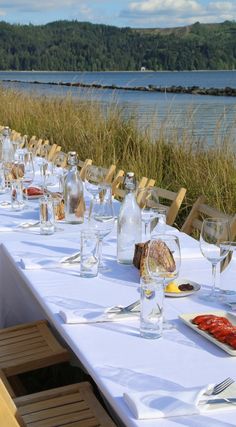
(205, 397), (236, 405)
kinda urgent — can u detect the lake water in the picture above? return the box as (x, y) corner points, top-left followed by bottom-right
(1, 70), (236, 146)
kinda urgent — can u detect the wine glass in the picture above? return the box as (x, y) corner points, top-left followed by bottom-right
(89, 184), (115, 272)
(22, 151), (35, 203)
(84, 165), (107, 200)
(137, 187), (164, 240)
(200, 218), (231, 301)
(146, 234), (181, 329)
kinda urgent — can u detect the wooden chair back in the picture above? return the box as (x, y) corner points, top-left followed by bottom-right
(139, 186), (186, 226)
(113, 174), (155, 201)
(78, 158), (92, 180)
(0, 373), (23, 426)
(84, 163), (116, 185)
(48, 143), (61, 161)
(181, 195), (236, 239)
(53, 151), (67, 168)
(28, 137), (43, 156)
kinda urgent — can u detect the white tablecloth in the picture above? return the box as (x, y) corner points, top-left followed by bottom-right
(0, 190), (236, 427)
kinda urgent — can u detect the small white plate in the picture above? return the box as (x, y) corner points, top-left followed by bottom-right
(165, 279), (201, 297)
(179, 310), (236, 356)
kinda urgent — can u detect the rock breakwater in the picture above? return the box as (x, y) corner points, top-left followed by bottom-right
(2, 79), (236, 97)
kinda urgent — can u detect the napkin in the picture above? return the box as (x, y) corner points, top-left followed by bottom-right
(0, 226), (14, 232)
(59, 306), (139, 324)
(124, 383), (236, 419)
(20, 255), (80, 270)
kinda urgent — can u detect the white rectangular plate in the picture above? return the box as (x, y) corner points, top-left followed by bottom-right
(179, 310), (236, 356)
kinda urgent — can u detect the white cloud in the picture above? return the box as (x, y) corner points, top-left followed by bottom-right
(0, 0), (81, 12)
(129, 0), (201, 14)
(121, 0), (236, 26)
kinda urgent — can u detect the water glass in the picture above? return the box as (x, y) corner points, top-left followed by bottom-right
(151, 206), (168, 235)
(0, 164), (6, 193)
(140, 275), (164, 339)
(11, 180), (25, 211)
(53, 196), (65, 221)
(80, 230), (99, 278)
(40, 195), (55, 235)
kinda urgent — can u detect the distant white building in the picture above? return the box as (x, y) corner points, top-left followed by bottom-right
(140, 66), (146, 72)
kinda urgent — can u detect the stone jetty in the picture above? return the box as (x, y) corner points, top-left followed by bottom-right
(2, 79), (236, 97)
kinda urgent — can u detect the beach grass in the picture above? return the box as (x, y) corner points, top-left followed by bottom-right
(0, 86), (235, 226)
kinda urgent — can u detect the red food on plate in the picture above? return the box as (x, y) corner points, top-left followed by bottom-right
(207, 322), (232, 335)
(213, 327), (236, 342)
(192, 314), (216, 325)
(24, 187), (43, 196)
(225, 331), (236, 347)
(197, 318), (221, 331)
(192, 314), (236, 350)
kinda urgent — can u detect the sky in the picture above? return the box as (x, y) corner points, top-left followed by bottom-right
(0, 0), (235, 28)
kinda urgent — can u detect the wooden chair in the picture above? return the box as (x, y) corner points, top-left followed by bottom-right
(112, 173), (154, 201)
(78, 158), (92, 180)
(53, 151), (67, 168)
(27, 137), (43, 156)
(0, 320), (70, 392)
(138, 186), (186, 226)
(0, 371), (116, 427)
(84, 163), (116, 187)
(181, 195), (236, 238)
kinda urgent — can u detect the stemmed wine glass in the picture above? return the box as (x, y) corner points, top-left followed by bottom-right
(146, 234), (181, 329)
(89, 184), (115, 272)
(21, 151), (35, 203)
(137, 187), (168, 240)
(84, 165), (108, 200)
(200, 218), (231, 301)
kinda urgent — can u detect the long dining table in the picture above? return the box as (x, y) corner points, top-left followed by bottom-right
(0, 184), (236, 427)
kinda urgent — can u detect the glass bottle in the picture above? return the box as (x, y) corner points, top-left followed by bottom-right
(117, 172), (142, 264)
(2, 127), (14, 163)
(64, 151), (84, 224)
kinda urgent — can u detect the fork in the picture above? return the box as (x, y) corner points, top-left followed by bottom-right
(17, 221), (40, 229)
(60, 252), (81, 264)
(108, 299), (140, 314)
(211, 377), (234, 395)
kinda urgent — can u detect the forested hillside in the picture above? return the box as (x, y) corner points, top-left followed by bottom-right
(0, 20), (235, 71)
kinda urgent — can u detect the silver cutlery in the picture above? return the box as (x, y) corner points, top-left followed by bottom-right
(108, 299), (140, 314)
(211, 377), (234, 395)
(205, 397), (236, 405)
(60, 252), (81, 264)
(17, 221), (40, 229)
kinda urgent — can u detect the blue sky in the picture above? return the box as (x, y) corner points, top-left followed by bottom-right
(0, 0), (235, 28)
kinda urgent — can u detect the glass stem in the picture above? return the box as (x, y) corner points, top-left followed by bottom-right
(211, 263), (217, 296)
(98, 237), (103, 267)
(144, 222), (148, 237)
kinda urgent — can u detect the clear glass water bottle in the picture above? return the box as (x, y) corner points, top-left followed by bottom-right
(64, 151), (84, 224)
(2, 127), (14, 163)
(117, 172), (142, 264)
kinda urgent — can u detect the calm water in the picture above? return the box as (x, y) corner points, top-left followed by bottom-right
(1, 70), (236, 145)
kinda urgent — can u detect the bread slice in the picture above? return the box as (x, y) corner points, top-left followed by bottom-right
(134, 240), (176, 277)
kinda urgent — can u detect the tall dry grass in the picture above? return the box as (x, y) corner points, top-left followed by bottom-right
(0, 86), (235, 225)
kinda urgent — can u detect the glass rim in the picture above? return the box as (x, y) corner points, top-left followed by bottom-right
(202, 217), (230, 223)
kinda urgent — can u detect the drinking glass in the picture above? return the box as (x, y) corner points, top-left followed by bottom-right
(89, 184), (114, 271)
(140, 275), (164, 339)
(80, 230), (100, 278)
(137, 187), (163, 240)
(200, 218), (231, 301)
(22, 151), (35, 202)
(84, 165), (108, 200)
(40, 195), (55, 235)
(146, 234), (181, 329)
(11, 179), (25, 211)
